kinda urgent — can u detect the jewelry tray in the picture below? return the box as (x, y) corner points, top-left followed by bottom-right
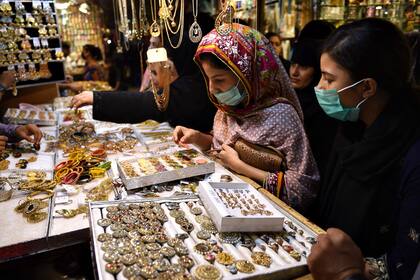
(88, 196), (317, 280)
(199, 182), (284, 233)
(3, 108), (56, 126)
(3, 151), (55, 173)
(117, 150), (215, 190)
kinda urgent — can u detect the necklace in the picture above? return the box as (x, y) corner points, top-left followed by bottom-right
(130, 0), (139, 40)
(189, 0), (202, 43)
(162, 0), (184, 48)
(112, 0), (123, 52)
(215, 1), (235, 36)
(150, 64), (171, 111)
(139, 0), (148, 38)
(150, 0), (160, 37)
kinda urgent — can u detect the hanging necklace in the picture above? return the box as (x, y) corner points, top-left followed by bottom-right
(129, 0), (139, 40)
(112, 0), (123, 53)
(162, 0), (184, 49)
(138, 0), (148, 38)
(189, 0), (202, 43)
(215, 0), (235, 36)
(150, 0), (160, 37)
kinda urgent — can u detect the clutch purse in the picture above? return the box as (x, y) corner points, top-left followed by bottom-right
(233, 139), (286, 173)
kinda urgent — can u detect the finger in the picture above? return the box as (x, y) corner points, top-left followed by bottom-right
(0, 136), (8, 141)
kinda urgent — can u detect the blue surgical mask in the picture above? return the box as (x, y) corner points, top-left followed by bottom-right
(214, 81), (245, 106)
(314, 79), (368, 122)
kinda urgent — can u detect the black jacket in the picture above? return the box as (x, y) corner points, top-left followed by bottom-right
(92, 73), (216, 132)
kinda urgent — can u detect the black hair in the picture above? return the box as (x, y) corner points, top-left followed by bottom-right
(298, 20), (335, 41)
(323, 18), (413, 98)
(265, 32), (281, 40)
(198, 53), (230, 71)
(83, 44), (103, 61)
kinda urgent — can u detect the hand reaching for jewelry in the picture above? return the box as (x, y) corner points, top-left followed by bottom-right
(0, 135), (7, 152)
(308, 228), (365, 280)
(15, 124), (42, 144)
(173, 126), (199, 147)
(218, 144), (241, 171)
(71, 91), (94, 109)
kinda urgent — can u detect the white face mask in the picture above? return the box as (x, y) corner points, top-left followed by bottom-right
(314, 79), (369, 122)
(214, 80), (245, 106)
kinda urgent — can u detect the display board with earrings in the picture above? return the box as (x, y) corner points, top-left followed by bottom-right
(0, 0), (65, 92)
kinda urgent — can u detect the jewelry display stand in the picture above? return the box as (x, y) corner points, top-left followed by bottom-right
(89, 196), (317, 280)
(0, 0), (65, 90)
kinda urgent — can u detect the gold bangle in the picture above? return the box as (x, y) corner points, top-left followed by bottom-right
(89, 167), (106, 178)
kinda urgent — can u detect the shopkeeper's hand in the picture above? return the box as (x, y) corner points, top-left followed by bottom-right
(173, 126), (200, 147)
(71, 91), (94, 109)
(0, 135), (7, 152)
(15, 124), (42, 144)
(308, 228), (365, 280)
(218, 144), (241, 171)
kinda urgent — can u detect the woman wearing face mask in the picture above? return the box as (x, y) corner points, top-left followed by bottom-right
(173, 24), (319, 213)
(289, 20), (337, 177)
(310, 18), (420, 280)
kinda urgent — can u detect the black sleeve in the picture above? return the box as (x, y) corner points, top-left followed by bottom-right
(92, 74), (216, 131)
(93, 91), (165, 124)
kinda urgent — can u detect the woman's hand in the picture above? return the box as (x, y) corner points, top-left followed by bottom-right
(173, 126), (213, 151)
(173, 126), (199, 146)
(308, 228), (365, 280)
(0, 135), (8, 152)
(71, 91), (94, 109)
(15, 124), (42, 144)
(218, 144), (242, 171)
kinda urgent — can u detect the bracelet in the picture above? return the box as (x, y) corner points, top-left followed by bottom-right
(27, 189), (54, 200)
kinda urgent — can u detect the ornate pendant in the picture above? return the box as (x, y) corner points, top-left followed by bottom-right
(215, 5), (235, 36)
(189, 20), (202, 43)
(150, 21), (160, 37)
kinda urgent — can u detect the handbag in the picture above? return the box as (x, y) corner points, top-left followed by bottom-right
(233, 138), (286, 173)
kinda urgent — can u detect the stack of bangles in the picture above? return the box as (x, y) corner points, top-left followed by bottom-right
(54, 149), (111, 185)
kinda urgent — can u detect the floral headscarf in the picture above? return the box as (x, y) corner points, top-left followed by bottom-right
(194, 23), (303, 119)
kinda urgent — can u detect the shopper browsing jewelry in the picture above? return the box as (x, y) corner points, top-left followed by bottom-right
(173, 24), (319, 213)
(311, 18), (420, 280)
(70, 13), (217, 132)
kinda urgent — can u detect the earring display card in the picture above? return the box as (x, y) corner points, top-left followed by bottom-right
(199, 182), (284, 233)
(3, 108), (56, 126)
(117, 149), (215, 190)
(89, 198), (317, 280)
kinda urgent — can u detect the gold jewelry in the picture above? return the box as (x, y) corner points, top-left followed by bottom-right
(27, 189), (54, 201)
(55, 205), (88, 218)
(27, 211), (47, 223)
(215, 252), (234, 265)
(251, 251), (272, 267)
(234, 260), (255, 273)
(215, 4), (235, 36)
(193, 265), (221, 280)
(149, 0), (160, 37)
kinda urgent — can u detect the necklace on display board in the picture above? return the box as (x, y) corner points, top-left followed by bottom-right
(189, 0), (202, 43)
